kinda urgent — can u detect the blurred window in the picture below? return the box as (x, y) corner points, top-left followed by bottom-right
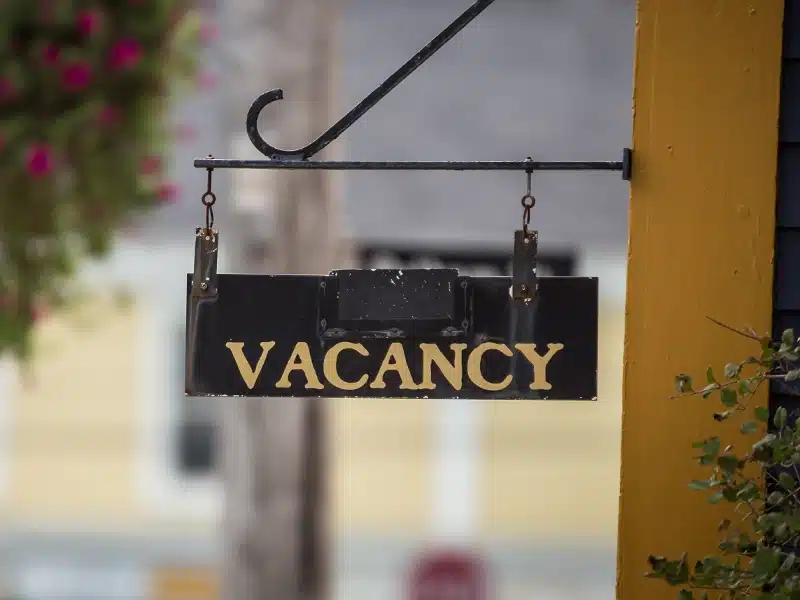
(175, 326), (217, 476)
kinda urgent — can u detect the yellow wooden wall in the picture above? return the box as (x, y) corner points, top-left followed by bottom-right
(617, 2), (784, 600)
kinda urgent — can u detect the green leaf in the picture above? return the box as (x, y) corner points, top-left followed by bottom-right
(701, 384), (717, 399)
(768, 490), (785, 504)
(787, 369), (800, 382)
(781, 553), (796, 571)
(706, 366), (717, 385)
(783, 329), (795, 348)
(722, 485), (740, 501)
(647, 555), (667, 574)
(763, 346), (776, 363)
(697, 437), (721, 463)
(689, 480), (712, 490)
(753, 547), (781, 578)
(720, 387), (738, 407)
(717, 454), (740, 474)
(756, 406), (771, 422)
(677, 591), (693, 600)
(737, 481), (761, 502)
(779, 472), (796, 490)
(741, 420), (759, 434)
(724, 362), (740, 380)
(775, 406), (788, 429)
(708, 490), (724, 504)
(739, 379), (752, 396)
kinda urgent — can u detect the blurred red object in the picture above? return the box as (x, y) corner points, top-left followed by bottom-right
(409, 549), (487, 600)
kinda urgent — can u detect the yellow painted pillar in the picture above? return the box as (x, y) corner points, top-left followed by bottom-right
(617, 3), (784, 600)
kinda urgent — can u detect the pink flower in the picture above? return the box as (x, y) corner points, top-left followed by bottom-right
(61, 62), (92, 92)
(174, 123), (196, 142)
(108, 38), (142, 71)
(99, 105), (119, 126)
(31, 299), (48, 323)
(156, 182), (180, 203)
(0, 78), (16, 102)
(42, 43), (60, 65)
(140, 156), (162, 175)
(26, 144), (54, 178)
(199, 22), (219, 44)
(198, 71), (217, 90)
(76, 10), (103, 37)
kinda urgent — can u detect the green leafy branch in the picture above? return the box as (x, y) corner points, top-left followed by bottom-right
(647, 321), (800, 600)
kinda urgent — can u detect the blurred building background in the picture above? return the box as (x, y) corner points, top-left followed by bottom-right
(0, 0), (633, 599)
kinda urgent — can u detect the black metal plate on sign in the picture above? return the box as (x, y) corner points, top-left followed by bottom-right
(185, 269), (598, 400)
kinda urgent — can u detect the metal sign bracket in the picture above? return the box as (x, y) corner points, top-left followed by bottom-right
(192, 0), (633, 178)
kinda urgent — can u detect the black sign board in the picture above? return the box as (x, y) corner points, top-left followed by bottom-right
(185, 240), (598, 400)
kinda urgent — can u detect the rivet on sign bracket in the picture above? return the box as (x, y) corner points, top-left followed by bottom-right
(192, 0), (633, 180)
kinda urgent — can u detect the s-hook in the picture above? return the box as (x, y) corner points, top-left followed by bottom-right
(521, 158), (535, 237)
(194, 156), (219, 297)
(508, 162), (540, 394)
(201, 159), (216, 230)
(513, 159), (538, 302)
(193, 0), (633, 179)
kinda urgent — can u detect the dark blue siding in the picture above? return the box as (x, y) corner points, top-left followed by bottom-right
(772, 0), (800, 415)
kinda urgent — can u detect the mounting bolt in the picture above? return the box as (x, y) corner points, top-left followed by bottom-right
(460, 280), (468, 289)
(200, 282), (208, 291)
(320, 318), (327, 330)
(622, 148), (633, 181)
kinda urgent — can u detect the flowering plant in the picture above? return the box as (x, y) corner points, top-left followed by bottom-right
(0, 0), (209, 358)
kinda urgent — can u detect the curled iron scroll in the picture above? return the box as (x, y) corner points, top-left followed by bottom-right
(244, 0), (499, 160)
(246, 88), (339, 160)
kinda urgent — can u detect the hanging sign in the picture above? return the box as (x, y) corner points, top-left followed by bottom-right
(185, 231), (598, 400)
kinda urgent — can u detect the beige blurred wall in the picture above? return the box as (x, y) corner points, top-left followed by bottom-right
(0, 293), (624, 541)
(480, 299), (623, 540)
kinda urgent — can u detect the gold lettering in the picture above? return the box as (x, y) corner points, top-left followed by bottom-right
(275, 342), (324, 389)
(466, 343), (513, 391)
(418, 343), (467, 390)
(225, 342), (276, 390)
(514, 343), (564, 391)
(323, 342), (369, 390)
(369, 343), (418, 389)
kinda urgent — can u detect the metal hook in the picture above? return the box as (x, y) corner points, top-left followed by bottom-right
(521, 157), (535, 236)
(245, 0), (499, 159)
(201, 155), (217, 229)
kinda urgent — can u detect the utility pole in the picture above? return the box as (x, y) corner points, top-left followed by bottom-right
(218, 1), (349, 599)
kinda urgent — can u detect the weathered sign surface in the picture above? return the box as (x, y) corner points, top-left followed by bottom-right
(185, 268), (597, 400)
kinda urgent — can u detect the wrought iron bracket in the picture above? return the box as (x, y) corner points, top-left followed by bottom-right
(194, 0), (632, 181)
